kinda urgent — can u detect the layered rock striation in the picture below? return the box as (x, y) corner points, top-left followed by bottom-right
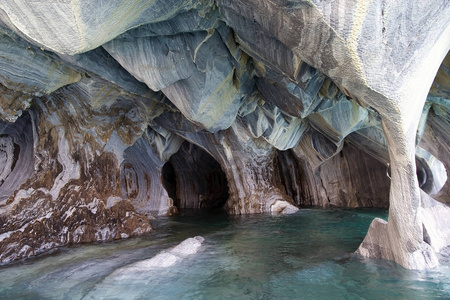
(0, 0), (448, 269)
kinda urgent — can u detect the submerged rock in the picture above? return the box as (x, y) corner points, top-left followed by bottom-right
(110, 236), (205, 278)
(270, 200), (299, 215)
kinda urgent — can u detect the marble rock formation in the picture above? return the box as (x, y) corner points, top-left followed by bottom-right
(0, 0), (449, 270)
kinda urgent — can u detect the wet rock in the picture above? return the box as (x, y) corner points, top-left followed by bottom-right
(270, 200), (299, 215)
(110, 236), (205, 277)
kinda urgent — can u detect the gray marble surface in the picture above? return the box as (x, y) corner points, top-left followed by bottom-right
(0, 0), (448, 269)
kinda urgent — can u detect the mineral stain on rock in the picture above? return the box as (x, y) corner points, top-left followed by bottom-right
(0, 0), (448, 270)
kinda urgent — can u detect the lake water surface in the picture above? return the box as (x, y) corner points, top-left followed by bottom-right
(0, 209), (449, 299)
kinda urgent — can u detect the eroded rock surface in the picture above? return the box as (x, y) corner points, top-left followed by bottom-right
(0, 0), (448, 269)
(0, 78), (159, 262)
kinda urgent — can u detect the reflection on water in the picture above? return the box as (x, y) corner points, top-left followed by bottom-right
(0, 209), (449, 299)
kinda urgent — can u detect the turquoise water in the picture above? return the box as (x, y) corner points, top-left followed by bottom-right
(0, 209), (449, 299)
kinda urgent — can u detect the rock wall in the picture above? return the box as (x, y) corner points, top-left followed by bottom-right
(278, 142), (390, 208)
(0, 0), (448, 269)
(121, 126), (183, 216)
(0, 78), (158, 262)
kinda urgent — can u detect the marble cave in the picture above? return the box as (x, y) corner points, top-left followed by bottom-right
(0, 0), (450, 285)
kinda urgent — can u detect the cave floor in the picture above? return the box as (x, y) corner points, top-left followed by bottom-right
(0, 209), (449, 299)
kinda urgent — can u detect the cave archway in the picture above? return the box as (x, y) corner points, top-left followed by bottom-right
(162, 142), (229, 211)
(162, 161), (178, 207)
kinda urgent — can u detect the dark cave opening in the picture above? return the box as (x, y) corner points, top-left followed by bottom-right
(277, 149), (311, 207)
(162, 142), (229, 211)
(415, 157), (433, 194)
(162, 161), (178, 207)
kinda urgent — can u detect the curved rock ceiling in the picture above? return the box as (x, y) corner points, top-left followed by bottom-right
(0, 0), (449, 269)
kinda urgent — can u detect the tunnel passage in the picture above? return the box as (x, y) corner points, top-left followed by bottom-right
(162, 161), (178, 207)
(162, 141), (229, 210)
(416, 158), (430, 191)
